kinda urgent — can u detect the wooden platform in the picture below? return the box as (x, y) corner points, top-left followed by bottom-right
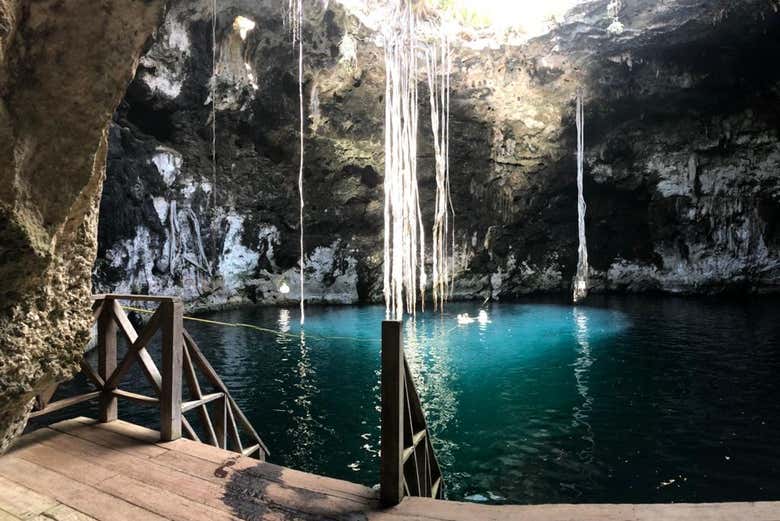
(1, 418), (778, 521)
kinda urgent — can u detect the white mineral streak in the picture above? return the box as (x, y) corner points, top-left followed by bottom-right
(139, 17), (190, 99)
(573, 92), (589, 302)
(383, 1), (424, 319)
(425, 30), (454, 311)
(151, 147), (182, 186)
(607, 0), (625, 35)
(220, 213), (260, 293)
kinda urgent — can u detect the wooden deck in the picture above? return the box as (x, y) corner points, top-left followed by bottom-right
(1, 417), (778, 521)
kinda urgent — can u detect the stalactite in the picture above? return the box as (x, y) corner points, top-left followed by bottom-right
(424, 30), (453, 312)
(287, 0), (306, 325)
(383, 0), (424, 320)
(573, 91), (589, 303)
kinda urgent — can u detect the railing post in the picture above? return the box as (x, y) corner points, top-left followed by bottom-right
(160, 298), (183, 441)
(97, 298), (117, 423)
(215, 396), (228, 449)
(381, 320), (405, 507)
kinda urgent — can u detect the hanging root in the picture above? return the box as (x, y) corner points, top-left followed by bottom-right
(186, 209), (212, 275)
(425, 29), (453, 312)
(286, 0), (306, 324)
(168, 200), (179, 274)
(573, 90), (589, 303)
(383, 0), (424, 320)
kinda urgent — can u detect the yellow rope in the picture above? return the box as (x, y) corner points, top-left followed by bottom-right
(120, 305), (381, 343)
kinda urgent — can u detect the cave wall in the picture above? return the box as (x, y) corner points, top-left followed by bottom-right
(95, 0), (780, 309)
(0, 0), (165, 451)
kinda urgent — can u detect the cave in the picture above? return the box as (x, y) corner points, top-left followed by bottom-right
(1, 0), (780, 518)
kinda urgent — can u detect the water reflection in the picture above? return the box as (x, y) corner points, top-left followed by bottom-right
(403, 315), (460, 468)
(277, 309), (291, 334)
(287, 330), (319, 465)
(572, 307), (595, 468)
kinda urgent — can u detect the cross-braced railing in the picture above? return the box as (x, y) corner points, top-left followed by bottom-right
(380, 320), (444, 506)
(31, 294), (269, 459)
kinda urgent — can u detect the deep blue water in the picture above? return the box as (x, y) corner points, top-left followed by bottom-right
(38, 296), (780, 504)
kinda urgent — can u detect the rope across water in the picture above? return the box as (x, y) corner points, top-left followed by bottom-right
(120, 305), (463, 344)
(120, 305), (381, 343)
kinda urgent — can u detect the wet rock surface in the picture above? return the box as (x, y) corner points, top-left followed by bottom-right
(96, 0), (780, 309)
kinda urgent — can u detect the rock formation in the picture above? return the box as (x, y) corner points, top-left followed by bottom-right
(96, 0), (780, 308)
(0, 0), (165, 451)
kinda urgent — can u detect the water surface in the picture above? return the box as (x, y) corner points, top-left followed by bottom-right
(40, 296), (780, 504)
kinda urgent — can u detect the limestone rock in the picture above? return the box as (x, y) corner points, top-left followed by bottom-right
(0, 0), (164, 451)
(96, 0), (780, 307)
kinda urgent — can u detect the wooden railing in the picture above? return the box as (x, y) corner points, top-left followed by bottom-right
(380, 320), (444, 506)
(31, 294), (269, 459)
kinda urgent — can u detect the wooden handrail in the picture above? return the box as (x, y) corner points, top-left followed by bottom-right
(31, 294), (270, 459)
(380, 320), (445, 506)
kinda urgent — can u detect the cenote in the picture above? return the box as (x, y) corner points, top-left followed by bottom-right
(5, 0), (780, 517)
(45, 295), (780, 505)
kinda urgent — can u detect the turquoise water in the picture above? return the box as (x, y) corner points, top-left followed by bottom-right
(39, 296), (780, 504)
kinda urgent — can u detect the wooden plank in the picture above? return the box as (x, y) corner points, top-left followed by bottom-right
(157, 437), (240, 463)
(160, 299), (183, 441)
(6, 430), (235, 521)
(11, 442), (119, 486)
(403, 430), (427, 463)
(181, 392), (223, 413)
(381, 320), (405, 507)
(635, 502), (780, 521)
(373, 498), (638, 521)
(84, 418), (160, 444)
(48, 419), (167, 459)
(80, 359), (105, 389)
(0, 475), (58, 518)
(91, 299), (105, 321)
(241, 444), (260, 457)
(36, 382), (60, 410)
(182, 344), (218, 446)
(181, 417), (200, 442)
(0, 509), (22, 521)
(6, 426), (62, 452)
(29, 392), (101, 419)
(43, 421), (375, 517)
(22, 426), (281, 521)
(135, 347), (163, 391)
(0, 457), (168, 521)
(104, 306), (161, 389)
(215, 396), (227, 450)
(37, 504), (98, 521)
(111, 389), (159, 405)
(151, 450), (376, 518)
(97, 299), (117, 422)
(154, 441), (378, 506)
(225, 402), (242, 453)
(97, 294), (180, 303)
(230, 458), (379, 503)
(430, 477), (441, 500)
(30, 428), (231, 514)
(99, 475), (238, 521)
(184, 332), (269, 457)
(111, 299), (139, 343)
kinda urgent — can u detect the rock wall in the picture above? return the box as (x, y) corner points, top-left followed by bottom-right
(95, 0), (780, 309)
(0, 0), (165, 451)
